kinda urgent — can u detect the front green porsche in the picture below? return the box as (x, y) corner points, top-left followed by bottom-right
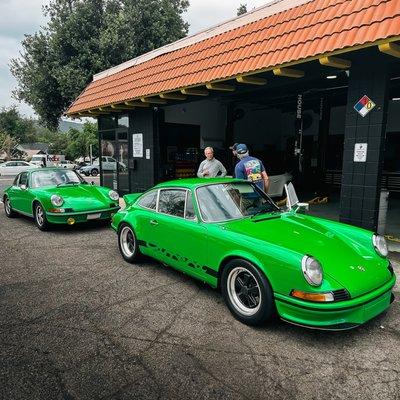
(111, 178), (396, 330)
(4, 168), (120, 229)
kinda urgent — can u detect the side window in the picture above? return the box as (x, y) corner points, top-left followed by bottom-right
(101, 156), (107, 162)
(19, 172), (28, 186)
(7, 162), (16, 167)
(138, 191), (158, 209)
(158, 189), (186, 217)
(13, 174), (20, 186)
(185, 192), (196, 220)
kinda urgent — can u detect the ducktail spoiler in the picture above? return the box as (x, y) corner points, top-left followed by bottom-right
(123, 193), (143, 208)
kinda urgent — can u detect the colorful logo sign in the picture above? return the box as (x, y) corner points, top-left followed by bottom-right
(354, 95), (375, 117)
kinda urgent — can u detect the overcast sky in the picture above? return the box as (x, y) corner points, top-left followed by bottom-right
(0, 0), (269, 118)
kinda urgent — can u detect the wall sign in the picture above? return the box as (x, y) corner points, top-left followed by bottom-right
(132, 133), (143, 158)
(354, 143), (368, 162)
(354, 95), (375, 117)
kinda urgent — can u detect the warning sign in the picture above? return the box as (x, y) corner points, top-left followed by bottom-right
(354, 143), (368, 162)
(354, 95), (375, 117)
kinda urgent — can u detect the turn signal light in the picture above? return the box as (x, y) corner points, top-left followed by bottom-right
(49, 208), (65, 213)
(291, 290), (334, 302)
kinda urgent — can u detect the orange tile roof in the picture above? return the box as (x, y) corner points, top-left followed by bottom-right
(67, 0), (400, 115)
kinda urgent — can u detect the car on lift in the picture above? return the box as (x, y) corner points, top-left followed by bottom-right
(111, 178), (395, 330)
(3, 168), (120, 230)
(267, 172), (293, 197)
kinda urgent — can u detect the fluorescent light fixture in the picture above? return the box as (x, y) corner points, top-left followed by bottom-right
(326, 75), (337, 79)
(392, 97), (400, 101)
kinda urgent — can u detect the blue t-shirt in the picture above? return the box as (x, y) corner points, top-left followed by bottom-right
(235, 156), (265, 190)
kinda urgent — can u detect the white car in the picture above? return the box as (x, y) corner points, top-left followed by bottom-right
(58, 160), (76, 169)
(268, 172), (293, 197)
(0, 161), (39, 176)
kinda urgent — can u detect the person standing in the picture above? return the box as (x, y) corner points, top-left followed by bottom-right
(234, 144), (270, 193)
(197, 147), (227, 178)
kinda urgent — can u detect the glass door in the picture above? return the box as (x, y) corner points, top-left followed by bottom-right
(116, 128), (129, 195)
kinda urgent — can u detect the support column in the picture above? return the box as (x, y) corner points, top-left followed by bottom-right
(339, 59), (390, 231)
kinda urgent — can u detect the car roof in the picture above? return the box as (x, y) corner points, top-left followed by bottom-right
(154, 177), (245, 189)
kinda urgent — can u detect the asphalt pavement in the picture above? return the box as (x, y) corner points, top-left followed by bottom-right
(0, 204), (399, 399)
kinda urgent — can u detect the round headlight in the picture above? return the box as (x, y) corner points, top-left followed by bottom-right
(109, 190), (119, 201)
(301, 256), (323, 286)
(372, 234), (388, 257)
(51, 194), (64, 207)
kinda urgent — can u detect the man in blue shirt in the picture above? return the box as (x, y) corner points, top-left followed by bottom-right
(234, 144), (270, 193)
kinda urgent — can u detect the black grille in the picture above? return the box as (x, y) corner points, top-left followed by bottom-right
(332, 289), (350, 302)
(388, 263), (394, 276)
(64, 208), (74, 213)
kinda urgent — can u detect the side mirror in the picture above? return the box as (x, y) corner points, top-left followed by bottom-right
(20, 184), (27, 190)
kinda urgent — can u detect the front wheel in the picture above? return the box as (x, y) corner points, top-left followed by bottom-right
(4, 196), (17, 218)
(34, 202), (50, 231)
(118, 223), (142, 263)
(91, 169), (99, 176)
(221, 259), (274, 326)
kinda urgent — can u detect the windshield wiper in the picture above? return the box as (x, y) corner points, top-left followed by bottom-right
(56, 181), (79, 187)
(251, 208), (280, 219)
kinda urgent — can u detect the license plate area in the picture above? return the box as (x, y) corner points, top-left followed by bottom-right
(87, 213), (101, 220)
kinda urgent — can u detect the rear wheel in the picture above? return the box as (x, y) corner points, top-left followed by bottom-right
(34, 202), (50, 231)
(91, 169), (99, 176)
(118, 223), (142, 263)
(4, 196), (17, 218)
(221, 259), (274, 326)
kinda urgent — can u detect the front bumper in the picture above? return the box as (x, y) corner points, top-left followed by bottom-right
(46, 206), (120, 224)
(275, 274), (396, 330)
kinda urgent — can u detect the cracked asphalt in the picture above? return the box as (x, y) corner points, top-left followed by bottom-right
(0, 204), (399, 400)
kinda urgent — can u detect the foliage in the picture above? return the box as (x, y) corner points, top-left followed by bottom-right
(0, 107), (37, 143)
(65, 122), (98, 161)
(11, 0), (190, 130)
(0, 132), (20, 161)
(237, 3), (248, 16)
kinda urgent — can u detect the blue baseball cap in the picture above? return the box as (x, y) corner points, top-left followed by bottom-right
(236, 144), (248, 154)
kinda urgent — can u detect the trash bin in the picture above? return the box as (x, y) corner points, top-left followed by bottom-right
(377, 189), (389, 235)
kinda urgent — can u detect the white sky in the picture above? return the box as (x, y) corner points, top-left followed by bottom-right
(0, 0), (269, 118)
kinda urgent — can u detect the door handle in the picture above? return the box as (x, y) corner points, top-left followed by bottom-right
(150, 219), (158, 226)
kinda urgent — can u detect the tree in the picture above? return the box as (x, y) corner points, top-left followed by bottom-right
(66, 122), (98, 160)
(237, 3), (248, 16)
(0, 107), (37, 143)
(0, 132), (20, 161)
(11, 0), (190, 130)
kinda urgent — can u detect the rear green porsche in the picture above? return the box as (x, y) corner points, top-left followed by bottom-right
(111, 178), (396, 330)
(3, 168), (120, 230)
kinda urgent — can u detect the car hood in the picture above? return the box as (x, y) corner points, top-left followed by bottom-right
(34, 185), (112, 212)
(222, 212), (390, 297)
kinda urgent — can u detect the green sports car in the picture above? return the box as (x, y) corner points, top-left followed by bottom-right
(111, 178), (396, 330)
(3, 168), (120, 230)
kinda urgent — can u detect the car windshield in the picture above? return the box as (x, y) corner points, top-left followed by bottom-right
(196, 182), (279, 222)
(31, 170), (83, 188)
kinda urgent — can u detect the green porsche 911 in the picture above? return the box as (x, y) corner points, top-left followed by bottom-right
(3, 168), (120, 230)
(111, 178), (396, 330)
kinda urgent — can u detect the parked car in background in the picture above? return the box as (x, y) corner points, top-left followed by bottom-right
(3, 168), (120, 231)
(30, 154), (65, 167)
(0, 161), (39, 176)
(79, 157), (126, 176)
(58, 160), (77, 169)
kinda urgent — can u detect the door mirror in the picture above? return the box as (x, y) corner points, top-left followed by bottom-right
(20, 184), (27, 190)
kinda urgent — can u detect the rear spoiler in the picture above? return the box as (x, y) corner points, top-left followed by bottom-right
(123, 193), (143, 208)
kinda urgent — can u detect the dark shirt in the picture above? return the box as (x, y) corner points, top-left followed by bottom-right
(235, 156), (265, 190)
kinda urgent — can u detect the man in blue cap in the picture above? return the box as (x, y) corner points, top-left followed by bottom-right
(234, 144), (270, 193)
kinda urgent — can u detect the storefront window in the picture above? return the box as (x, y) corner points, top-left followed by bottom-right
(98, 116), (116, 130)
(117, 130), (129, 194)
(118, 115), (129, 129)
(100, 130), (117, 189)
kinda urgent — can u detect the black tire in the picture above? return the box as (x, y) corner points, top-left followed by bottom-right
(221, 259), (274, 326)
(118, 223), (142, 263)
(4, 196), (17, 218)
(84, 172), (90, 176)
(91, 169), (99, 176)
(34, 202), (50, 231)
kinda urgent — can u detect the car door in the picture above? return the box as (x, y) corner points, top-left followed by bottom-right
(15, 161), (30, 174)
(12, 172), (35, 214)
(2, 161), (17, 175)
(146, 188), (209, 281)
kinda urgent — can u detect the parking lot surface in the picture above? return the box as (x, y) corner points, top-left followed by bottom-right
(0, 205), (399, 399)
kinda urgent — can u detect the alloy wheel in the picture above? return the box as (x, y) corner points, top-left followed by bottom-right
(120, 226), (136, 257)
